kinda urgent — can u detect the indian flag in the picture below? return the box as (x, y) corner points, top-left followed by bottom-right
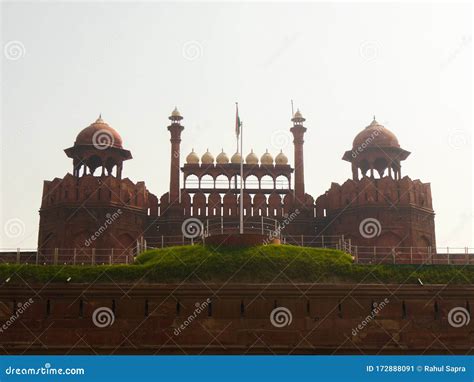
(235, 103), (241, 138)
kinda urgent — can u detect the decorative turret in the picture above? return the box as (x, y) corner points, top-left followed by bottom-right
(64, 115), (132, 179)
(342, 117), (410, 180)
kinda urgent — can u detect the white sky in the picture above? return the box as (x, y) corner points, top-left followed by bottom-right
(1, 1), (472, 248)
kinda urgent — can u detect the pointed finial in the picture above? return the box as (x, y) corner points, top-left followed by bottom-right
(370, 115), (379, 126)
(169, 106), (183, 121)
(292, 108), (305, 123)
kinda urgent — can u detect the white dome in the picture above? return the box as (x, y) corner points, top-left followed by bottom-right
(201, 149), (214, 165)
(186, 149), (199, 164)
(246, 149), (258, 165)
(275, 150), (288, 165)
(231, 152), (242, 164)
(216, 149), (229, 164)
(260, 149), (274, 165)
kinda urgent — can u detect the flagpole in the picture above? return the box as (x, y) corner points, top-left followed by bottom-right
(235, 102), (239, 153)
(239, 122), (244, 234)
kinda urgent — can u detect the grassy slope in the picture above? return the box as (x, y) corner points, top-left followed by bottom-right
(0, 245), (473, 284)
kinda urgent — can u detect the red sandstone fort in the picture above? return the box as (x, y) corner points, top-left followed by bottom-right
(36, 108), (436, 263)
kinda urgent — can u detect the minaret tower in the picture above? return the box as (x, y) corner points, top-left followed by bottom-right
(168, 107), (184, 204)
(290, 109), (307, 203)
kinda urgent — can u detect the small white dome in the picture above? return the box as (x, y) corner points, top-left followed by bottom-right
(186, 149), (199, 164)
(216, 149), (229, 164)
(275, 150), (288, 165)
(260, 149), (274, 165)
(201, 149), (214, 165)
(246, 149), (258, 165)
(231, 152), (242, 164)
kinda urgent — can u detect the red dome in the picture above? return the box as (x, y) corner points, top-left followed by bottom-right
(75, 116), (123, 149)
(352, 119), (399, 149)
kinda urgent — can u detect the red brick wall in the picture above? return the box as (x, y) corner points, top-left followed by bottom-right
(0, 283), (471, 354)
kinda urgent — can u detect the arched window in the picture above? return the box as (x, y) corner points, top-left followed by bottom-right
(260, 175), (274, 189)
(245, 175), (259, 189)
(230, 174), (242, 190)
(275, 175), (289, 189)
(215, 175), (230, 189)
(200, 174), (214, 188)
(185, 174), (199, 188)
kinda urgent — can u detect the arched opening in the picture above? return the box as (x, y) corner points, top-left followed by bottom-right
(275, 175), (289, 189)
(105, 157), (117, 176)
(374, 157), (389, 178)
(200, 174), (214, 189)
(260, 175), (274, 189)
(215, 174), (230, 189)
(245, 175), (259, 189)
(230, 174), (242, 190)
(358, 159), (369, 178)
(86, 155), (103, 176)
(185, 174), (199, 188)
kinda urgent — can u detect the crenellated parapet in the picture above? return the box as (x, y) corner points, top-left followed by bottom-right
(315, 176), (433, 217)
(41, 173), (152, 211)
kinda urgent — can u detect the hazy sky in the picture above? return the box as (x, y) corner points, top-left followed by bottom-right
(1, 1), (472, 248)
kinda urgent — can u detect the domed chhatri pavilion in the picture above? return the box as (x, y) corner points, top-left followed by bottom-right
(38, 109), (436, 261)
